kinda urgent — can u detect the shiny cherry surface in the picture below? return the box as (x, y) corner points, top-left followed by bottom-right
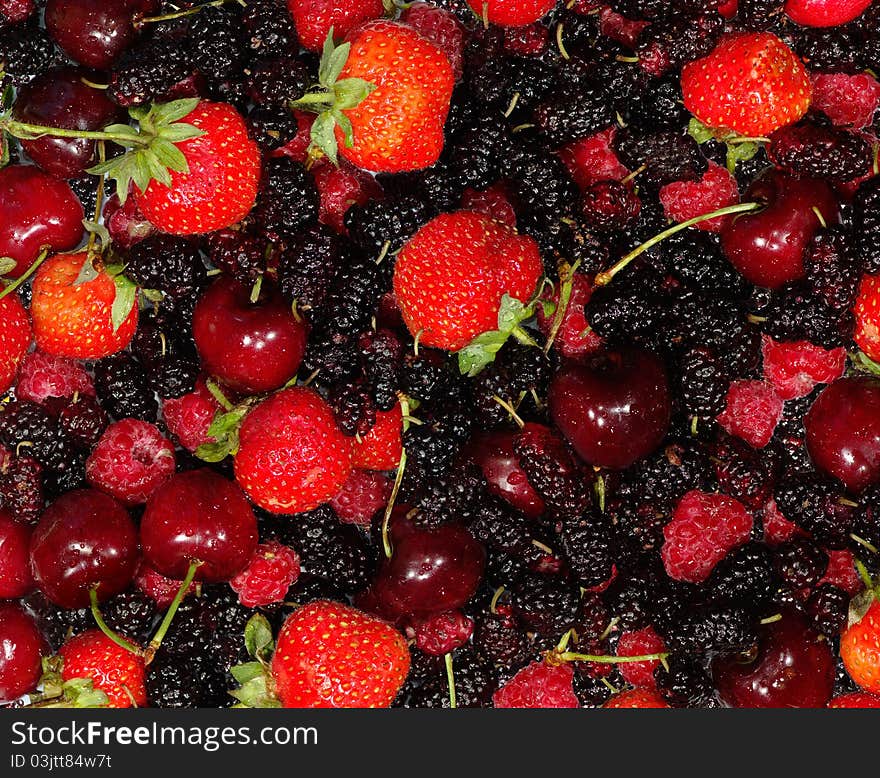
(45, 0), (137, 69)
(0, 509), (35, 599)
(0, 603), (46, 703)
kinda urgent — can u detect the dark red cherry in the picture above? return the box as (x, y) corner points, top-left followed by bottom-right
(0, 603), (46, 704)
(721, 170), (838, 289)
(805, 376), (880, 493)
(549, 347), (671, 470)
(44, 0), (139, 69)
(0, 165), (85, 277)
(13, 67), (122, 179)
(29, 489), (139, 608)
(462, 431), (544, 519)
(140, 469), (258, 582)
(371, 523), (486, 619)
(192, 277), (309, 394)
(712, 609), (834, 708)
(0, 508), (35, 599)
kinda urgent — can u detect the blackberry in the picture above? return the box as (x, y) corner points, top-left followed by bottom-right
(636, 13), (723, 78)
(68, 175), (100, 212)
(444, 110), (511, 191)
(656, 655), (720, 708)
(0, 21), (63, 86)
(707, 542), (777, 606)
(471, 343), (550, 428)
(510, 574), (581, 637)
(207, 229), (269, 289)
(506, 146), (579, 241)
(252, 157), (319, 240)
(101, 591), (158, 645)
(606, 0), (666, 18)
(467, 55), (556, 112)
(146, 653), (231, 708)
(621, 440), (715, 511)
(772, 539), (829, 590)
(586, 283), (670, 352)
(23, 592), (92, 651)
(625, 76), (687, 130)
(376, 165), (464, 214)
(123, 235), (205, 298)
(473, 614), (531, 667)
(663, 231), (749, 298)
(406, 647), (496, 708)
(572, 671), (615, 707)
(345, 196), (434, 261)
(328, 381), (375, 438)
(795, 26), (862, 73)
(853, 176), (880, 274)
(543, 218), (609, 278)
(93, 354), (160, 423)
(277, 225), (345, 314)
(560, 514), (615, 588)
(467, 496), (539, 564)
(43, 449), (87, 496)
(245, 56), (309, 105)
(0, 401), (76, 473)
(662, 604), (758, 655)
(602, 565), (666, 630)
(676, 347), (729, 418)
(806, 584), (849, 637)
(0, 452), (43, 524)
(609, 499), (668, 555)
(403, 404), (472, 482)
(400, 354), (457, 406)
(710, 434), (781, 510)
(803, 226), (861, 311)
(851, 484), (880, 553)
(413, 464), (489, 530)
(190, 6), (245, 80)
(614, 127), (708, 188)
(755, 283), (854, 350)
(533, 85), (615, 146)
(108, 34), (194, 107)
(774, 473), (855, 549)
(736, 0), (785, 29)
(245, 105), (301, 152)
(240, 0), (298, 57)
(51, 396), (108, 451)
(357, 329), (402, 411)
(770, 123), (873, 182)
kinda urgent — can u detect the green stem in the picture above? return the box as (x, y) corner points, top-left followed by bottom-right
(381, 449), (407, 559)
(89, 588), (143, 657)
(144, 560), (200, 664)
(134, 0), (243, 26)
(595, 202), (761, 287)
(0, 247), (50, 299)
(544, 260), (580, 355)
(1, 118), (150, 148)
(558, 651), (669, 664)
(205, 378), (234, 411)
(510, 325), (538, 347)
(445, 653), (457, 710)
(290, 91), (335, 108)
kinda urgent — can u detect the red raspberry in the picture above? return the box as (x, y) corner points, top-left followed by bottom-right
(762, 498), (806, 546)
(603, 688), (670, 708)
(311, 158), (382, 235)
(230, 541), (301, 608)
(135, 562), (195, 608)
(85, 419), (176, 505)
(536, 272), (604, 359)
(558, 127), (629, 191)
(659, 162), (739, 232)
(599, 7), (650, 48)
(493, 661), (579, 708)
(352, 405), (403, 471)
(274, 111), (315, 164)
(503, 23), (549, 56)
(716, 380), (783, 449)
(616, 626), (666, 688)
(400, 2), (465, 81)
(162, 379), (221, 452)
(819, 548), (862, 596)
(811, 73), (880, 131)
(15, 351), (94, 404)
(662, 490), (753, 583)
(460, 183), (517, 228)
(330, 468), (392, 525)
(0, 0), (35, 23)
(412, 610), (474, 655)
(761, 335), (846, 400)
(101, 190), (156, 250)
(828, 692), (880, 708)
(718, 0), (738, 17)
(855, 275), (880, 362)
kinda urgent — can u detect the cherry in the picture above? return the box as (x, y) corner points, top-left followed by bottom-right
(45, 0), (139, 70)
(140, 469), (258, 583)
(13, 67), (122, 179)
(0, 508), (35, 599)
(549, 347), (671, 470)
(805, 376), (880, 493)
(192, 277), (309, 394)
(371, 522), (486, 619)
(30, 489), (139, 608)
(0, 603), (46, 704)
(0, 165), (85, 278)
(720, 170), (838, 289)
(712, 609), (834, 708)
(462, 430), (544, 519)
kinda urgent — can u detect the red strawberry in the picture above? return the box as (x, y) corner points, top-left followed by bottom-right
(828, 692), (880, 708)
(287, 0), (384, 52)
(465, 0), (556, 26)
(230, 541), (301, 608)
(0, 292), (31, 395)
(855, 275), (880, 362)
(784, 0), (873, 27)
(234, 387), (353, 514)
(59, 629), (146, 709)
(271, 600), (410, 708)
(493, 661), (579, 708)
(31, 252), (138, 360)
(681, 32), (812, 137)
(393, 211), (543, 356)
(352, 404), (403, 471)
(603, 688), (670, 708)
(841, 598), (880, 694)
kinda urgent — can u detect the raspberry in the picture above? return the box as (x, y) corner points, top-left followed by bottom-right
(460, 184), (518, 229)
(311, 159), (382, 235)
(761, 335), (846, 401)
(818, 548), (862, 596)
(135, 562), (195, 608)
(716, 380), (783, 449)
(85, 419), (176, 506)
(810, 72), (880, 131)
(616, 626), (666, 689)
(493, 661), (579, 709)
(15, 352), (94, 404)
(762, 498), (806, 546)
(352, 405), (403, 471)
(603, 687), (669, 708)
(828, 692), (880, 708)
(400, 2), (465, 81)
(274, 111), (315, 164)
(329, 469), (392, 526)
(558, 127), (630, 191)
(855, 275), (880, 362)
(412, 610), (474, 655)
(230, 541), (301, 608)
(503, 23), (549, 57)
(599, 7), (649, 48)
(161, 380), (221, 452)
(536, 273), (604, 359)
(661, 490), (754, 583)
(659, 162), (739, 233)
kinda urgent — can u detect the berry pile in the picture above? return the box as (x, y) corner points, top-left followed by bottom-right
(2, 0), (880, 710)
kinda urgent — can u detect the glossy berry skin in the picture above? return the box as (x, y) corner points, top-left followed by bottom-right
(394, 211), (543, 351)
(287, 0), (384, 52)
(371, 523), (486, 619)
(493, 661), (579, 708)
(603, 688), (670, 708)
(192, 277), (307, 394)
(271, 600), (410, 708)
(351, 405), (403, 472)
(140, 469), (258, 583)
(30, 489), (139, 608)
(854, 275), (880, 362)
(840, 599), (880, 694)
(828, 692), (880, 708)
(0, 293), (32, 395)
(13, 68), (122, 178)
(721, 171), (838, 290)
(230, 541), (300, 608)
(784, 0), (873, 27)
(0, 165), (84, 278)
(712, 609), (834, 708)
(59, 629), (146, 708)
(805, 377), (880, 493)
(234, 387), (353, 514)
(45, 0), (137, 69)
(465, 0), (556, 26)
(549, 348), (671, 470)
(0, 509), (35, 599)
(0, 603), (46, 704)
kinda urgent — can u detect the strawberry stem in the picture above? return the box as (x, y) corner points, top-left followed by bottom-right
(89, 587), (143, 657)
(0, 246), (50, 299)
(143, 560), (200, 664)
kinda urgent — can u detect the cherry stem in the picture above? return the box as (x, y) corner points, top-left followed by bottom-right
(134, 0), (243, 27)
(557, 651), (669, 664)
(205, 378), (234, 411)
(0, 246), (50, 300)
(544, 260), (581, 355)
(445, 652), (457, 709)
(144, 560), (200, 664)
(0, 118), (151, 148)
(594, 202), (761, 287)
(89, 587), (143, 657)
(382, 448), (407, 559)
(492, 394), (524, 428)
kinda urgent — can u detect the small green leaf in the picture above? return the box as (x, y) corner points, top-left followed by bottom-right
(457, 331), (509, 377)
(0, 256), (16, 276)
(195, 405), (248, 462)
(82, 219), (112, 254)
(0, 133), (8, 169)
(150, 138), (189, 173)
(310, 110), (340, 165)
(157, 122), (204, 144)
(687, 117), (715, 145)
(230, 661), (264, 685)
(725, 140), (759, 174)
(110, 274), (137, 333)
(852, 351), (880, 377)
(333, 78), (377, 111)
(244, 613), (274, 660)
(318, 28), (338, 86)
(207, 407), (249, 438)
(128, 104), (151, 123)
(150, 98), (201, 127)
(62, 678), (110, 709)
(496, 294), (529, 331)
(318, 30), (350, 89)
(230, 675), (281, 708)
(333, 109), (354, 149)
(72, 256), (100, 287)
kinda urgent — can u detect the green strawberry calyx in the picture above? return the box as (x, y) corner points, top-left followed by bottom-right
(230, 614), (282, 708)
(289, 29), (378, 165)
(687, 117), (769, 174)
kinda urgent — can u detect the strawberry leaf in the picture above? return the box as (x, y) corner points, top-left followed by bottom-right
(310, 111), (340, 165)
(457, 294), (539, 377)
(62, 678), (110, 708)
(150, 97), (200, 126)
(318, 30), (350, 89)
(72, 256), (100, 287)
(334, 78), (377, 110)
(725, 141), (759, 174)
(230, 674), (281, 708)
(852, 350), (880, 377)
(195, 406), (249, 462)
(231, 662), (264, 685)
(0, 132), (8, 169)
(687, 117), (715, 145)
(244, 613), (274, 660)
(110, 273), (137, 333)
(82, 219), (112, 254)
(0, 257), (16, 276)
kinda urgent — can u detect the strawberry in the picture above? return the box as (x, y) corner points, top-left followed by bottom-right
(287, 0), (384, 52)
(841, 598), (880, 694)
(234, 387), (353, 514)
(30, 252), (138, 360)
(393, 211), (543, 367)
(59, 629), (147, 709)
(855, 274), (880, 362)
(602, 688), (670, 708)
(465, 0), (557, 27)
(352, 404), (403, 471)
(828, 692), (880, 708)
(784, 0), (873, 27)
(0, 292), (31, 394)
(271, 600), (410, 708)
(681, 32), (812, 137)
(292, 22), (454, 172)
